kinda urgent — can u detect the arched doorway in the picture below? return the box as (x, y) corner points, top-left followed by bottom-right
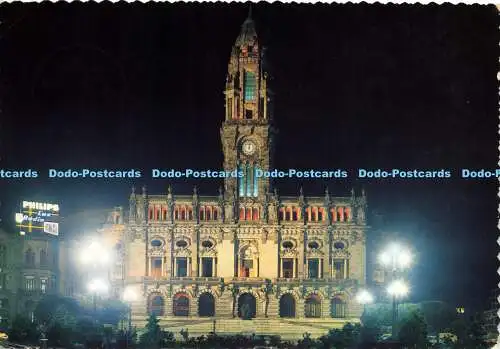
(173, 293), (189, 316)
(237, 293), (256, 319)
(198, 292), (215, 317)
(279, 294), (295, 318)
(304, 294), (321, 318)
(330, 297), (346, 318)
(148, 294), (164, 316)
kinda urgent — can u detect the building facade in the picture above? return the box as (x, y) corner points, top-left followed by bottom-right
(0, 228), (60, 329)
(109, 14), (369, 339)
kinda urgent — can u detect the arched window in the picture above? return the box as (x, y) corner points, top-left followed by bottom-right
(331, 208), (337, 222)
(149, 294), (164, 316)
(312, 207), (318, 221)
(279, 208), (284, 221)
(240, 208), (245, 221)
(40, 249), (48, 266)
(252, 208), (259, 221)
(279, 294), (295, 318)
(173, 293), (189, 317)
(344, 207), (350, 222)
(305, 294), (321, 318)
(338, 207), (344, 222)
(331, 297), (346, 318)
(318, 208), (324, 221)
(213, 208), (218, 221)
(198, 293), (215, 317)
(206, 207), (212, 221)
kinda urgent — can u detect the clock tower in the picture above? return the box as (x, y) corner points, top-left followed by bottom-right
(220, 10), (275, 204)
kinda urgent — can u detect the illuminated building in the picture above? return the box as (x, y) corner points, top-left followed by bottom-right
(104, 13), (368, 339)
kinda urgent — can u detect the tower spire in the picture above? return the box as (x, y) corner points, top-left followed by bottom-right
(247, 4), (253, 20)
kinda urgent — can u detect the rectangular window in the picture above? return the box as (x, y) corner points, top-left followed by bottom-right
(24, 277), (35, 291)
(282, 258), (294, 278)
(308, 259), (319, 279)
(253, 167), (258, 197)
(176, 258), (188, 277)
(246, 164), (252, 197)
(201, 258), (213, 277)
(41, 279), (47, 294)
(151, 258), (162, 278)
(244, 71), (256, 101)
(333, 259), (346, 279)
(241, 259), (253, 277)
(238, 165), (245, 197)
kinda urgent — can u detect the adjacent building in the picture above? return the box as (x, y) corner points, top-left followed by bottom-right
(0, 227), (60, 329)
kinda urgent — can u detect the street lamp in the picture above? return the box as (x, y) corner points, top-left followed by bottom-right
(387, 279), (409, 339)
(379, 243), (412, 271)
(80, 239), (111, 266)
(356, 289), (374, 314)
(88, 278), (108, 317)
(123, 287), (138, 348)
(379, 242), (412, 340)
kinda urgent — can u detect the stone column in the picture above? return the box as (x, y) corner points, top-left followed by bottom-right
(298, 249), (305, 278)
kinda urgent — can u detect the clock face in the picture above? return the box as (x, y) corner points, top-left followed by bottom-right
(242, 140), (256, 155)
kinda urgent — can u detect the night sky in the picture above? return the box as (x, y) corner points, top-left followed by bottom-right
(0, 3), (498, 311)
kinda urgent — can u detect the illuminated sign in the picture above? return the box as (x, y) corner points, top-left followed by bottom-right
(16, 201), (60, 236)
(22, 201), (59, 212)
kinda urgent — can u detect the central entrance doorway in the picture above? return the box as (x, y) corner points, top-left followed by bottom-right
(237, 293), (256, 319)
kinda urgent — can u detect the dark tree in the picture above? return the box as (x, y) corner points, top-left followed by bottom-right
(398, 310), (428, 349)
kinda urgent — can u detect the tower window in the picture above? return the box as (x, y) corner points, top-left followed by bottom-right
(245, 110), (253, 119)
(228, 98), (233, 119)
(244, 71), (256, 101)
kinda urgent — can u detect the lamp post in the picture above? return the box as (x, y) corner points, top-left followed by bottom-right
(88, 279), (108, 321)
(387, 279), (409, 339)
(356, 289), (374, 315)
(80, 239), (111, 268)
(379, 243), (412, 340)
(123, 287), (138, 348)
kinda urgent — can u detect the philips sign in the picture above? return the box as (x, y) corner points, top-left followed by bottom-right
(16, 201), (60, 236)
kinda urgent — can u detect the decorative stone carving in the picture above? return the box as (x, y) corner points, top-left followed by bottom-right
(129, 186), (137, 223)
(262, 187), (269, 223)
(218, 186), (225, 222)
(192, 187), (199, 222)
(232, 188), (238, 223)
(356, 206), (366, 224)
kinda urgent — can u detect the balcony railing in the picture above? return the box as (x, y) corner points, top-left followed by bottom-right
(143, 276), (223, 284)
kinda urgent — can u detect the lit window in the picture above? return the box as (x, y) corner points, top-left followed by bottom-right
(24, 277), (35, 291)
(308, 259), (319, 279)
(244, 71), (256, 101)
(41, 279), (47, 294)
